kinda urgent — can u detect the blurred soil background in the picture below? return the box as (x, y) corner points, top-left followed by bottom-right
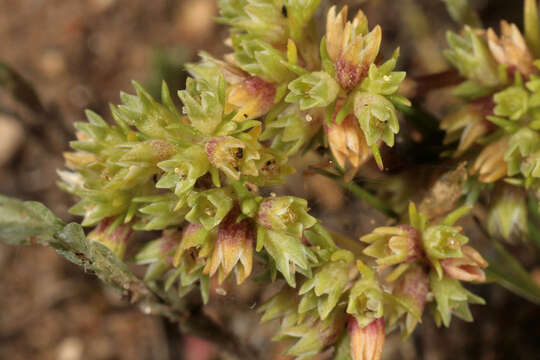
(0, 0), (539, 359)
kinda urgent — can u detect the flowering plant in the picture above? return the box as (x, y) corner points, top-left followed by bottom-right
(1, 1), (540, 359)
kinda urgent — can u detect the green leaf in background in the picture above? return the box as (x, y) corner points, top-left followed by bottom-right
(442, 0), (482, 28)
(484, 238), (540, 305)
(0, 195), (64, 246)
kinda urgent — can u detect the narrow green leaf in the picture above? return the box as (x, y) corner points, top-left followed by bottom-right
(485, 239), (540, 305)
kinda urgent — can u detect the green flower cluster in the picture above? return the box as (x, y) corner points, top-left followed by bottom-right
(441, 0), (540, 243)
(258, 203), (486, 358)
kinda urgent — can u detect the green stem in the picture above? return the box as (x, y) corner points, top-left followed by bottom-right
(310, 168), (399, 220)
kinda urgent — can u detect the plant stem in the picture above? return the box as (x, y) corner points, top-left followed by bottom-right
(309, 167), (399, 220)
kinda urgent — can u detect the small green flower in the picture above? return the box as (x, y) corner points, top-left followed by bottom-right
(347, 261), (384, 328)
(173, 223), (212, 266)
(285, 71), (340, 110)
(257, 196), (317, 238)
(354, 92), (399, 147)
(156, 145), (210, 197)
(247, 149), (295, 186)
(185, 189), (234, 230)
(493, 86), (529, 121)
(360, 225), (420, 266)
(205, 135), (260, 180)
(423, 225), (468, 260)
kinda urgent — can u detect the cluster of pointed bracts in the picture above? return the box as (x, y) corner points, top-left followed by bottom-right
(259, 202), (486, 359)
(440, 0), (540, 245)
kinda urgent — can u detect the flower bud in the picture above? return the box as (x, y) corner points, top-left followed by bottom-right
(471, 137), (509, 183)
(327, 112), (371, 174)
(204, 210), (254, 284)
(226, 76), (276, 121)
(487, 20), (536, 76)
(441, 245), (487, 282)
(488, 184), (528, 243)
(349, 316), (385, 360)
(257, 196), (317, 238)
(326, 6), (381, 89)
(361, 225), (421, 266)
(88, 217), (133, 259)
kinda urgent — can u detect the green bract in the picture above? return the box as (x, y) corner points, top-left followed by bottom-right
(299, 257), (353, 319)
(185, 189), (234, 230)
(257, 196), (317, 237)
(217, 0), (288, 44)
(430, 271), (485, 327)
(493, 86), (529, 121)
(354, 92), (400, 147)
(286, 71), (340, 110)
(505, 127), (540, 177)
(231, 35), (296, 83)
(445, 27), (502, 88)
